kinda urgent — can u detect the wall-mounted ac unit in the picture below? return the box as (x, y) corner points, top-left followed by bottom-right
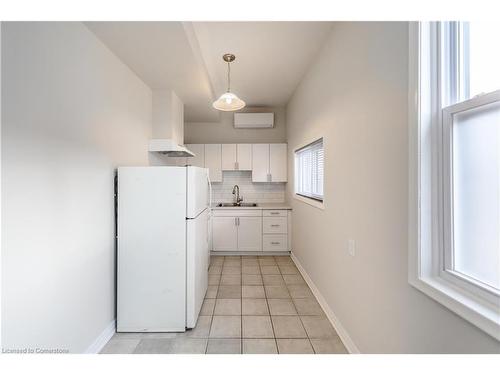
(234, 112), (274, 128)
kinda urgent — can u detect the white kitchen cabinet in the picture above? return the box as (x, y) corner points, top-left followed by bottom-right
(221, 144), (252, 171)
(251, 144), (287, 182)
(237, 217), (262, 251)
(269, 144), (287, 182)
(251, 144), (270, 182)
(204, 144), (222, 182)
(263, 234), (288, 252)
(211, 209), (290, 253)
(221, 144), (237, 170)
(237, 144), (252, 170)
(185, 144), (205, 168)
(263, 216), (287, 234)
(212, 216), (237, 251)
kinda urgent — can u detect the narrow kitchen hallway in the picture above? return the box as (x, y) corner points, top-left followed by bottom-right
(101, 255), (347, 354)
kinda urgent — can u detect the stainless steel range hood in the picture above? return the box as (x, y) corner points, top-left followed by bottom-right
(148, 139), (195, 157)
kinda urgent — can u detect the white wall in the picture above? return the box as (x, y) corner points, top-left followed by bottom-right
(286, 22), (500, 353)
(1, 22), (152, 353)
(185, 106), (286, 144)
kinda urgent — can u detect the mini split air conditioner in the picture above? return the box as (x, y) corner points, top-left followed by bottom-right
(234, 112), (274, 129)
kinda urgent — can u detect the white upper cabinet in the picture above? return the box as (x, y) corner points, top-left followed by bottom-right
(237, 144), (252, 170)
(185, 144), (205, 168)
(269, 143), (287, 182)
(221, 144), (237, 170)
(251, 144), (270, 182)
(252, 144), (287, 182)
(204, 144), (222, 182)
(221, 144), (252, 171)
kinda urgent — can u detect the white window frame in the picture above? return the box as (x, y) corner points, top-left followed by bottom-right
(408, 21), (500, 340)
(441, 90), (500, 304)
(294, 137), (325, 209)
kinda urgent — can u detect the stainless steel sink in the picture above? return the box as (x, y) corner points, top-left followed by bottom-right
(217, 203), (258, 207)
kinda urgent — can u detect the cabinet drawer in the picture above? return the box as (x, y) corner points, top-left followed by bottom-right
(263, 235), (288, 252)
(263, 217), (287, 234)
(212, 209), (262, 217)
(262, 209), (288, 217)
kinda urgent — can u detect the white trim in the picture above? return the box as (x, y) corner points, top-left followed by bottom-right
(290, 252), (360, 354)
(293, 193), (325, 210)
(441, 90), (500, 302)
(408, 22), (500, 341)
(85, 320), (116, 354)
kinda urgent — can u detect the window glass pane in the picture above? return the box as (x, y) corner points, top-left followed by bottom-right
(294, 138), (324, 201)
(465, 22), (500, 99)
(452, 101), (500, 290)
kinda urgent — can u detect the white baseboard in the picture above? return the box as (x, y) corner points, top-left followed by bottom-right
(85, 320), (116, 354)
(290, 253), (360, 354)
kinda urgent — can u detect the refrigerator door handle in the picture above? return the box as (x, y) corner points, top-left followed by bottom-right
(207, 171), (212, 213)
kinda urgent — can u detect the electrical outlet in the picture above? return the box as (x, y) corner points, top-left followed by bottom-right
(348, 239), (356, 257)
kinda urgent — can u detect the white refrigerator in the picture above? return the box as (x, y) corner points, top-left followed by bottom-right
(117, 166), (210, 332)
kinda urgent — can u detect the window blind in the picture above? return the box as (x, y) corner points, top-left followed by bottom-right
(294, 138), (324, 201)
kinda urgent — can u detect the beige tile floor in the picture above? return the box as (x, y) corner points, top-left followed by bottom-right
(100, 255), (347, 354)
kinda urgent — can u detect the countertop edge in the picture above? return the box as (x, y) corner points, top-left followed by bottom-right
(210, 205), (292, 210)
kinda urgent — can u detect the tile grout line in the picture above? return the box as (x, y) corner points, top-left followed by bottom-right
(205, 255), (223, 354)
(277, 256), (316, 354)
(262, 258), (279, 354)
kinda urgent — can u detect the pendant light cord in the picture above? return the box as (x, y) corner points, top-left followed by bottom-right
(227, 61), (231, 93)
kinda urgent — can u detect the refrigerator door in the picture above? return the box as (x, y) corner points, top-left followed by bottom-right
(186, 208), (209, 328)
(186, 166), (209, 219)
(117, 167), (187, 332)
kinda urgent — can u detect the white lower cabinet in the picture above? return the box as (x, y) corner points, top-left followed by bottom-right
(263, 234), (288, 252)
(212, 209), (290, 253)
(237, 217), (262, 251)
(212, 216), (237, 251)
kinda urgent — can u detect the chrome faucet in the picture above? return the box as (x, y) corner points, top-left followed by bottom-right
(232, 185), (243, 206)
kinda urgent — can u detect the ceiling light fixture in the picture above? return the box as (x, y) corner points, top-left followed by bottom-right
(212, 53), (246, 112)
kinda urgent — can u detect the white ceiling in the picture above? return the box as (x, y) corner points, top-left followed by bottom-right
(85, 21), (333, 122)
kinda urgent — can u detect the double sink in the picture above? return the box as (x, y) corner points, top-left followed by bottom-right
(216, 203), (258, 207)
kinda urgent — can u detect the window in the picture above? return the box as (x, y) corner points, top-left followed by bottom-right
(409, 22), (500, 340)
(444, 92), (500, 295)
(294, 138), (324, 202)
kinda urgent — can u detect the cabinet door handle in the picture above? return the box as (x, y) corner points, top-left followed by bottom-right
(234, 217), (237, 226)
(270, 212), (279, 215)
(271, 224), (280, 227)
(235, 161), (238, 170)
(271, 242), (280, 245)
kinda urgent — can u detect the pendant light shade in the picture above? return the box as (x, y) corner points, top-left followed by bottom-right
(213, 92), (246, 111)
(212, 54), (246, 112)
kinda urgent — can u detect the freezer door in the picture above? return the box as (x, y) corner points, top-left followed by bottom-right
(186, 166), (209, 219)
(117, 167), (187, 332)
(186, 208), (209, 328)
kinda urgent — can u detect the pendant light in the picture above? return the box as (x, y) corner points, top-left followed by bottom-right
(212, 54), (246, 111)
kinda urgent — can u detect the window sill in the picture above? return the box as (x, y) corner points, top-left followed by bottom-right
(409, 274), (500, 340)
(293, 194), (325, 210)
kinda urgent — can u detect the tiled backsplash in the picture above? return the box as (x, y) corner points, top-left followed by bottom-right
(211, 171), (286, 204)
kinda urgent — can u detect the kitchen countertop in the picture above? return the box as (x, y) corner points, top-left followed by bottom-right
(211, 203), (292, 210)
